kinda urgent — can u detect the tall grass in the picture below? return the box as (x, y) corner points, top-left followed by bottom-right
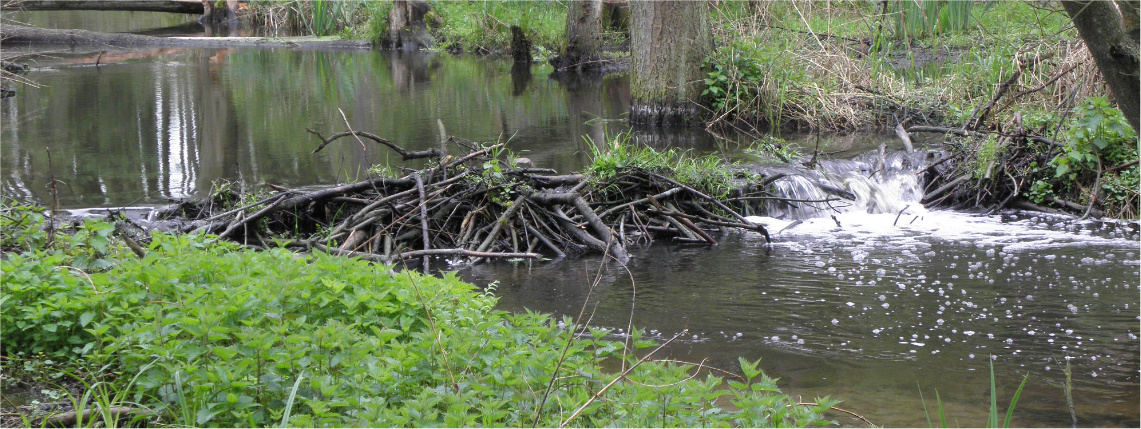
(245, 0), (369, 37)
(882, 0), (974, 41)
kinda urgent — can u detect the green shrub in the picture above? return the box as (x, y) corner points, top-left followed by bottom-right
(2, 213), (837, 427)
(1053, 97), (1137, 179)
(1048, 97), (1139, 217)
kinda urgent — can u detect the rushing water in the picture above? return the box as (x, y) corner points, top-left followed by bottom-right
(2, 16), (1138, 427)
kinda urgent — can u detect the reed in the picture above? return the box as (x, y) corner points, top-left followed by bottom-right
(918, 358), (1029, 428)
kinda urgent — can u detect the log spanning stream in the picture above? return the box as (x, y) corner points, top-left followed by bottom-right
(2, 12), (1138, 427)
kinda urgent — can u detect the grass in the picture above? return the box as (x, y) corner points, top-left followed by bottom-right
(586, 132), (742, 199)
(427, 0), (566, 54)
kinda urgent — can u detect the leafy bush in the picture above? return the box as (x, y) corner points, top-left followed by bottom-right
(0, 204), (123, 271)
(702, 38), (809, 129)
(1053, 97), (1137, 179)
(1047, 97), (1139, 217)
(2, 214), (837, 427)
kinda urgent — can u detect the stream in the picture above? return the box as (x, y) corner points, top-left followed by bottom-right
(2, 11), (1138, 427)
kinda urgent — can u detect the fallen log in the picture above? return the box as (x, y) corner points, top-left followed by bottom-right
(10, 0), (204, 14)
(0, 24), (373, 50)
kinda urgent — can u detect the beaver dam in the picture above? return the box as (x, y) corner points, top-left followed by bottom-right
(156, 129), (809, 269)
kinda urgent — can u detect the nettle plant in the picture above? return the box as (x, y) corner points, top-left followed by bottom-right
(3, 212), (839, 427)
(1043, 96), (1140, 217)
(1052, 97), (1137, 179)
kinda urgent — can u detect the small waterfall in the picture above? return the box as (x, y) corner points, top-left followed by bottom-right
(756, 149), (928, 221)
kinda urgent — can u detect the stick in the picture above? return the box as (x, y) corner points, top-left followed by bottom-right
(526, 224), (565, 258)
(475, 196), (528, 253)
(445, 143), (505, 168)
(920, 174), (971, 205)
(308, 129), (442, 160)
(907, 126), (1063, 148)
(414, 173), (431, 270)
(39, 407), (158, 428)
(647, 172), (751, 223)
(597, 187), (682, 219)
(660, 200), (716, 245)
(796, 402), (875, 427)
(893, 204), (911, 227)
(396, 248), (540, 260)
(970, 64), (1022, 130)
(894, 121), (914, 153)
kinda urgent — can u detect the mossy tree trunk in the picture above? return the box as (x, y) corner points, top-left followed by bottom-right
(552, 0), (603, 72)
(1063, 1), (1140, 131)
(628, 0), (712, 126)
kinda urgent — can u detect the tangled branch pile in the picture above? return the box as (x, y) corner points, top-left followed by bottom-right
(165, 130), (783, 267)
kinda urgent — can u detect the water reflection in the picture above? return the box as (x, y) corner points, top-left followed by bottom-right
(3, 49), (649, 207)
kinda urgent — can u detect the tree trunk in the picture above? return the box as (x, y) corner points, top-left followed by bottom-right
(510, 25), (532, 63)
(552, 0), (603, 71)
(602, 0), (629, 34)
(1063, 1), (1140, 131)
(201, 0), (239, 25)
(628, 0), (712, 126)
(387, 0), (433, 51)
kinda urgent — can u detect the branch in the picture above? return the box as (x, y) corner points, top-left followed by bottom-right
(307, 129), (442, 160)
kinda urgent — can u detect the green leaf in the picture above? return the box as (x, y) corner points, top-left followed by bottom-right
(197, 406), (223, 425)
(988, 359), (998, 428)
(738, 357), (762, 383)
(78, 311), (96, 328)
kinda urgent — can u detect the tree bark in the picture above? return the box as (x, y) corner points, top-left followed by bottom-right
(552, 0), (603, 71)
(628, 0), (712, 126)
(1062, 1), (1140, 131)
(386, 0), (433, 51)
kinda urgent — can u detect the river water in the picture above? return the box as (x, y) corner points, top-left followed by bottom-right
(2, 12), (1138, 427)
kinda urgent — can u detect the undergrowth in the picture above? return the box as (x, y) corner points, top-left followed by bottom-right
(1, 204), (837, 427)
(425, 0), (567, 54)
(1030, 97), (1139, 218)
(703, 1), (1094, 132)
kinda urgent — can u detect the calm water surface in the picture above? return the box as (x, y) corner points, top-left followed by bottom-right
(2, 19), (1138, 427)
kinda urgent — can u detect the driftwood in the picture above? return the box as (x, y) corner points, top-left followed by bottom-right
(159, 127), (825, 267)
